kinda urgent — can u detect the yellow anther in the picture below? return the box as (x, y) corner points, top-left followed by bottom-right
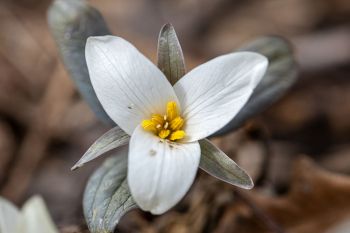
(169, 130), (185, 141)
(166, 101), (178, 121)
(158, 129), (170, 139)
(141, 101), (185, 141)
(169, 116), (184, 131)
(151, 114), (164, 125)
(141, 120), (157, 133)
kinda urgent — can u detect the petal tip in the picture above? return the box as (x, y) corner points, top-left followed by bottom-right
(232, 51), (269, 65)
(150, 207), (168, 215)
(86, 35), (117, 46)
(249, 51), (269, 68)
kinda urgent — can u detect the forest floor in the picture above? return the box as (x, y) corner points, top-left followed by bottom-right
(1, 0), (350, 232)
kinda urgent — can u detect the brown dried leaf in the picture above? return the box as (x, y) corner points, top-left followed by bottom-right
(216, 156), (350, 233)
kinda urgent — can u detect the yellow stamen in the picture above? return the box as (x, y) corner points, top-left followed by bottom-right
(169, 130), (185, 141)
(151, 114), (164, 125)
(164, 122), (169, 129)
(141, 101), (185, 141)
(166, 101), (178, 121)
(141, 120), (157, 133)
(159, 129), (170, 139)
(169, 116), (184, 131)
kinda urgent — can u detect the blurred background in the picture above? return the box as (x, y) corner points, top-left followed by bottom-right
(1, 0), (350, 232)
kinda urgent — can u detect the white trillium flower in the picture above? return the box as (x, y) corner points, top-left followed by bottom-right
(85, 35), (268, 214)
(0, 196), (58, 233)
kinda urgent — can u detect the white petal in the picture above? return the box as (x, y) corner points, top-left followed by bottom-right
(174, 52), (268, 142)
(128, 126), (200, 214)
(86, 36), (179, 135)
(19, 196), (58, 233)
(0, 197), (21, 233)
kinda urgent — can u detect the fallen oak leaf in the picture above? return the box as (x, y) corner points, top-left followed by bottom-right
(216, 156), (350, 233)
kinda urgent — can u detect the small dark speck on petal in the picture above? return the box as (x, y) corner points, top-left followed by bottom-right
(150, 149), (157, 156)
(128, 103), (134, 109)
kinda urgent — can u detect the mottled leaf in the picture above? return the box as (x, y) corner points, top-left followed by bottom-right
(199, 139), (253, 189)
(213, 36), (298, 136)
(157, 23), (186, 85)
(83, 148), (136, 233)
(48, 0), (114, 124)
(72, 127), (130, 170)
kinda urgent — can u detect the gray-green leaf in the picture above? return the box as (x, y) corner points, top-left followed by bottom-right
(199, 139), (253, 189)
(72, 127), (130, 170)
(83, 150), (136, 233)
(157, 23), (186, 85)
(213, 36), (298, 136)
(48, 0), (114, 125)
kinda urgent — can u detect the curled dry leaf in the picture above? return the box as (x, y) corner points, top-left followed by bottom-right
(216, 156), (350, 233)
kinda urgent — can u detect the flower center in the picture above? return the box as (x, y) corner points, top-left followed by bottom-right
(141, 101), (185, 141)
